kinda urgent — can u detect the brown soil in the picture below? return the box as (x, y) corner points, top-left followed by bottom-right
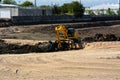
(0, 24), (120, 40)
(0, 41), (120, 80)
(0, 24), (120, 80)
(78, 25), (120, 38)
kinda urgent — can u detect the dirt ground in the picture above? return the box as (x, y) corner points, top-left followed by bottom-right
(0, 41), (120, 80)
(0, 24), (120, 40)
(0, 24), (120, 80)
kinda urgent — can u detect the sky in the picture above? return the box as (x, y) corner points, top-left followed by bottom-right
(15, 0), (119, 7)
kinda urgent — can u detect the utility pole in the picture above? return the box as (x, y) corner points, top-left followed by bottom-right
(119, 0), (120, 9)
(34, 0), (36, 7)
(80, 0), (81, 3)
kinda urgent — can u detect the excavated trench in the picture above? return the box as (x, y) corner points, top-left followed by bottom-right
(0, 39), (72, 54)
(0, 33), (120, 54)
(1, 19), (120, 54)
(0, 39), (53, 54)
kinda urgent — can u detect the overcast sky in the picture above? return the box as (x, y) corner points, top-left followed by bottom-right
(16, 0), (119, 7)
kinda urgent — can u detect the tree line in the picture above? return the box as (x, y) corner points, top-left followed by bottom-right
(87, 8), (120, 16)
(52, 2), (85, 17)
(2, 0), (85, 17)
(2, 0), (120, 16)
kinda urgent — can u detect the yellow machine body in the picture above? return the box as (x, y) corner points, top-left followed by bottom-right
(55, 25), (80, 49)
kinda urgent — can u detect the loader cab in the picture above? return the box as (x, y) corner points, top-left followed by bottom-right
(68, 28), (75, 37)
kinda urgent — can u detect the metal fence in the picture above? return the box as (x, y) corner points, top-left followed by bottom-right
(11, 15), (120, 25)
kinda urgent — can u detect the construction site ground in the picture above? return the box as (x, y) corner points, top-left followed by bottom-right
(0, 24), (120, 80)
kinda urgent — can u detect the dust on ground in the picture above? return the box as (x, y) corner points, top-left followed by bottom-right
(0, 40), (120, 80)
(0, 24), (120, 40)
(0, 24), (120, 80)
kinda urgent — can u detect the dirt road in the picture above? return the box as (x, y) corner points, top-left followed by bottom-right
(0, 41), (120, 80)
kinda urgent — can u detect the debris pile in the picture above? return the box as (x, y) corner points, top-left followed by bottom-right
(0, 19), (11, 27)
(0, 40), (57, 54)
(83, 33), (120, 42)
(0, 33), (120, 54)
(0, 39), (33, 54)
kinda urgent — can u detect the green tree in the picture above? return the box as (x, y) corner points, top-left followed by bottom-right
(40, 5), (51, 9)
(106, 8), (115, 15)
(60, 3), (70, 14)
(117, 9), (120, 15)
(87, 10), (95, 15)
(52, 5), (61, 15)
(2, 0), (16, 4)
(96, 9), (100, 15)
(19, 1), (33, 7)
(51, 1), (84, 16)
(96, 9), (104, 15)
(100, 9), (104, 15)
(70, 1), (85, 17)
(67, 3), (74, 14)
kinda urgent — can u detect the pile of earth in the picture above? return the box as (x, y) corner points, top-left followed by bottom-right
(83, 33), (120, 42)
(0, 39), (54, 54)
(0, 39), (73, 54)
(0, 33), (120, 54)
